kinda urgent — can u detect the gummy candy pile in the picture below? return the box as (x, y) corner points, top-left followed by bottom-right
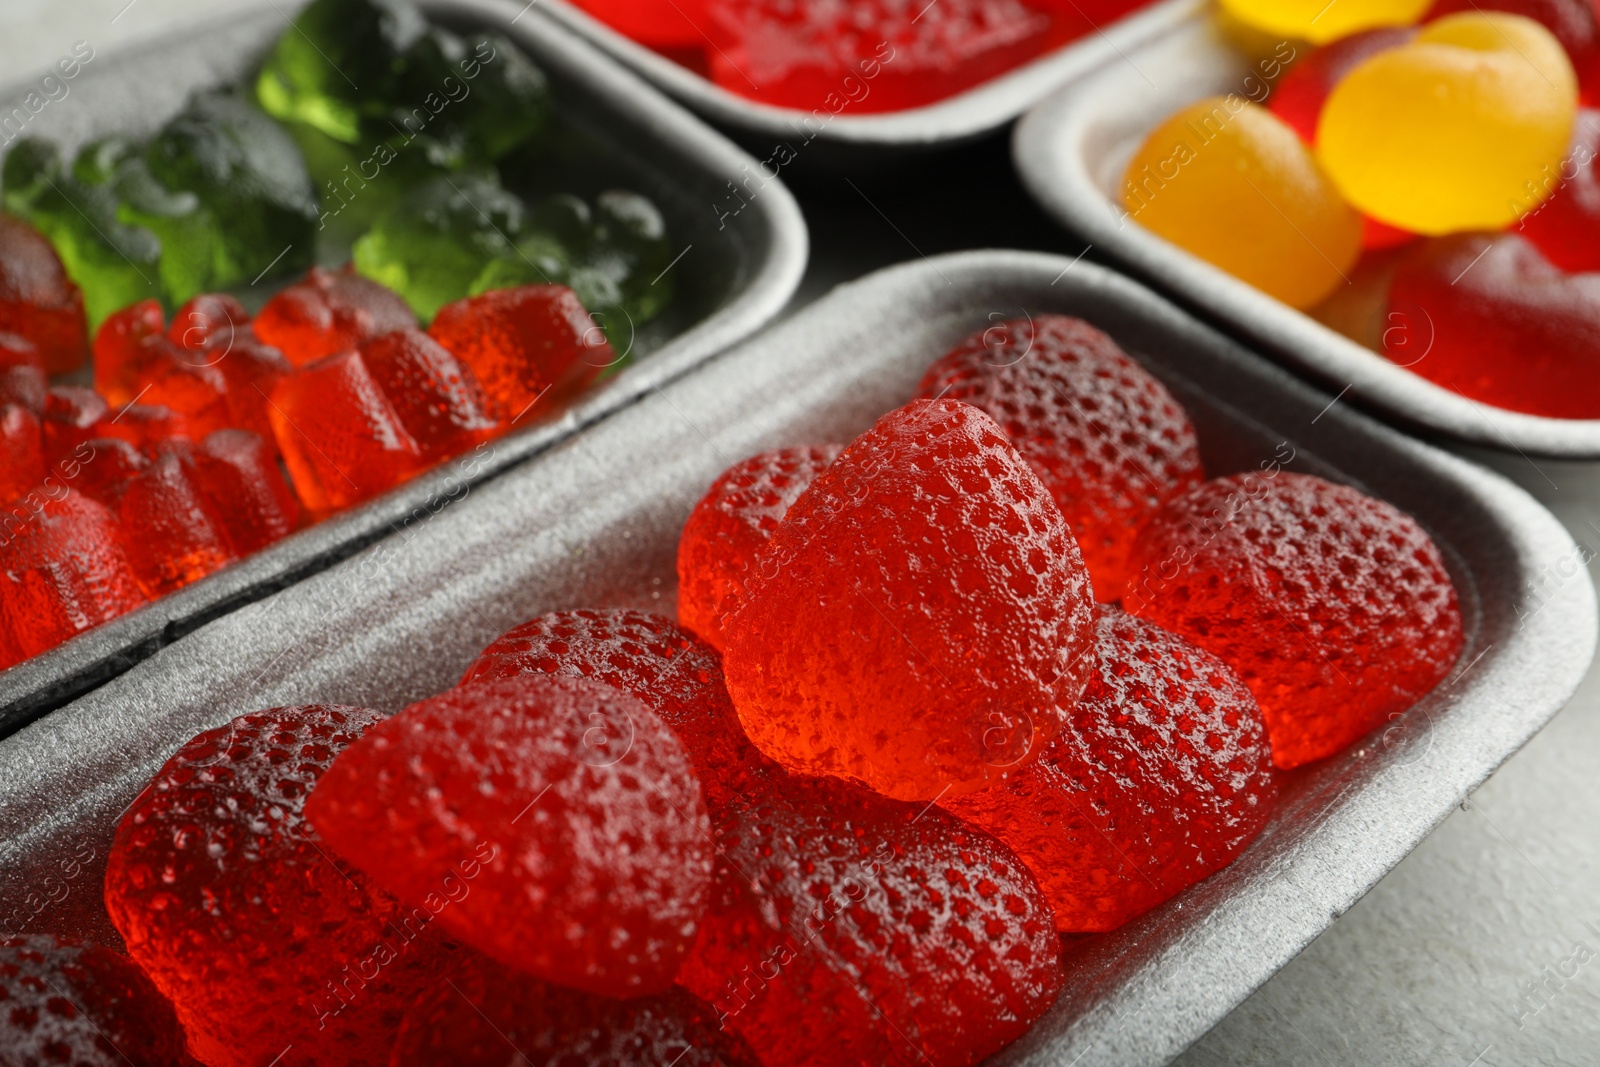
(568, 0), (1154, 112)
(1121, 0), (1600, 418)
(12, 313), (1463, 1065)
(0, 0), (682, 673)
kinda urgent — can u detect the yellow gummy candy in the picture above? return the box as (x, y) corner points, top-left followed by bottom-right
(1121, 97), (1363, 309)
(1316, 12), (1578, 234)
(1216, 0), (1431, 45)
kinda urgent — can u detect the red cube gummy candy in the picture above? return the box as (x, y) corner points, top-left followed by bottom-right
(95, 300), (232, 437)
(306, 675), (714, 998)
(428, 284), (610, 423)
(0, 403), (43, 505)
(1520, 109), (1600, 272)
(361, 327), (500, 462)
(0, 212), (90, 374)
(918, 314), (1205, 601)
(0, 935), (192, 1067)
(215, 335), (295, 448)
(93, 298), (166, 405)
(676, 773), (1063, 1067)
(723, 399), (1097, 800)
(462, 608), (774, 810)
(1125, 471), (1463, 768)
(254, 264), (416, 367)
(192, 429), (300, 554)
(268, 348), (423, 513)
(106, 705), (456, 1067)
(118, 443), (236, 594)
(391, 950), (760, 1066)
(945, 606), (1278, 932)
(676, 445), (842, 651)
(71, 437), (148, 509)
(41, 386), (109, 465)
(0, 491), (145, 668)
(0, 331), (47, 413)
(94, 402), (192, 452)
(168, 291), (249, 354)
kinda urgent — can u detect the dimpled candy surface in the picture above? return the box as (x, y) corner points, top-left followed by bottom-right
(1123, 98), (1363, 309)
(105, 705), (455, 1067)
(390, 950), (760, 1066)
(0, 936), (192, 1067)
(723, 399), (1096, 801)
(254, 265), (416, 367)
(676, 445), (843, 651)
(306, 676), (714, 998)
(944, 606), (1277, 932)
(360, 327), (500, 462)
(0, 212), (90, 374)
(1124, 471), (1463, 768)
(427, 284), (610, 421)
(1318, 12), (1578, 233)
(192, 429), (300, 553)
(1520, 108), (1600, 272)
(917, 315), (1203, 601)
(0, 492), (145, 668)
(1220, 0), (1429, 41)
(676, 773), (1062, 1067)
(1388, 233), (1600, 417)
(461, 609), (772, 809)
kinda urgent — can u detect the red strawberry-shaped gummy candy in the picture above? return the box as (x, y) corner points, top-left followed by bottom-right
(676, 445), (842, 651)
(918, 314), (1204, 601)
(1386, 233), (1600, 418)
(391, 950), (760, 1066)
(0, 332), (47, 413)
(0, 403), (43, 505)
(676, 773), (1063, 1067)
(723, 398), (1096, 800)
(1520, 109), (1600, 272)
(1125, 471), (1463, 768)
(360, 327), (500, 463)
(0, 935), (192, 1067)
(306, 675), (714, 998)
(0, 212), (89, 374)
(945, 605), (1278, 931)
(462, 608), (772, 810)
(105, 705), (456, 1067)
(427, 284), (610, 422)
(192, 429), (300, 554)
(254, 264), (416, 367)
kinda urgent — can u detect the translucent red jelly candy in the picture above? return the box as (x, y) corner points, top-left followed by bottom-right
(40, 386), (109, 465)
(1387, 233), (1600, 418)
(1520, 109), (1600, 272)
(723, 399), (1097, 800)
(254, 264), (416, 367)
(0, 332), (47, 413)
(168, 291), (249, 354)
(945, 606), (1278, 931)
(93, 298), (168, 405)
(1125, 471), (1463, 768)
(0, 212), (89, 374)
(192, 429), (300, 553)
(392, 950), (760, 1066)
(0, 403), (43, 504)
(462, 608), (773, 809)
(72, 437), (148, 509)
(569, 0), (711, 48)
(94, 402), (191, 451)
(307, 675), (713, 998)
(428, 284), (611, 422)
(0, 492), (144, 668)
(268, 348), (423, 513)
(0, 935), (191, 1067)
(918, 314), (1204, 601)
(1268, 27), (1415, 144)
(676, 773), (1062, 1067)
(106, 705), (455, 1067)
(676, 445), (842, 651)
(360, 327), (500, 462)
(118, 443), (236, 595)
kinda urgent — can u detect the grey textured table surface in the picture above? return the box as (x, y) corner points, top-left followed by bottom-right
(9, 3), (1600, 1063)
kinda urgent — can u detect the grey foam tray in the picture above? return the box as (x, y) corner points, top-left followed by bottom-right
(0, 0), (807, 734)
(1012, 13), (1600, 459)
(0, 251), (1592, 1066)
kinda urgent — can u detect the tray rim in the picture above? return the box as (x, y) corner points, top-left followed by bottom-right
(1010, 12), (1600, 460)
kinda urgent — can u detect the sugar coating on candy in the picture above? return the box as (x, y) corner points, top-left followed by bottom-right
(391, 950), (760, 1067)
(307, 675), (714, 998)
(462, 608), (770, 810)
(360, 327), (500, 462)
(0, 935), (191, 1067)
(427, 284), (610, 421)
(1124, 471), (1463, 768)
(723, 399), (1096, 801)
(105, 705), (454, 1067)
(676, 445), (842, 651)
(0, 212), (90, 375)
(918, 314), (1203, 602)
(945, 606), (1278, 932)
(254, 264), (415, 367)
(118, 443), (235, 595)
(676, 773), (1062, 1067)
